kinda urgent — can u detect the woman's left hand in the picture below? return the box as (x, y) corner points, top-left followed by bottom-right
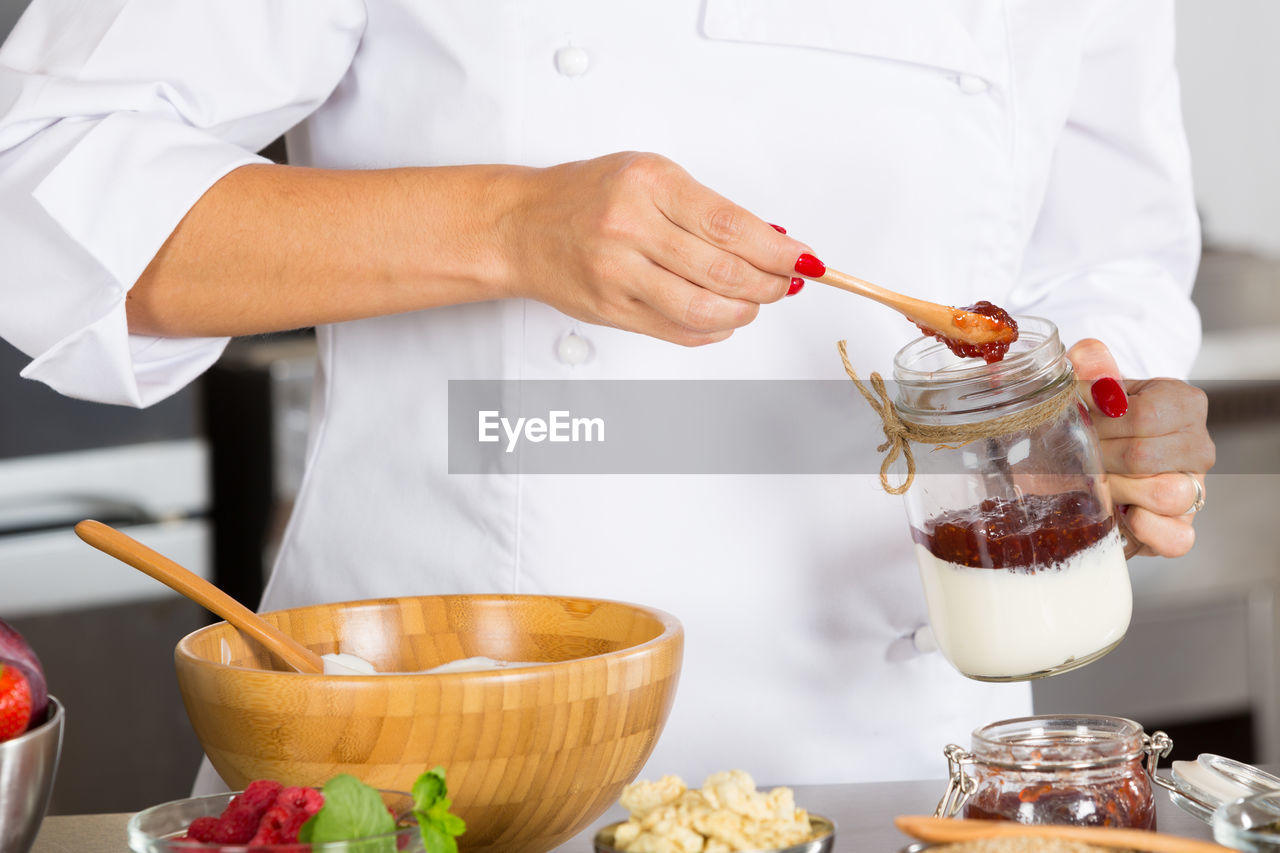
(1068, 338), (1216, 558)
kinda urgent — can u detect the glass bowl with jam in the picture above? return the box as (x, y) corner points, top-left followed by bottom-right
(893, 316), (1129, 681)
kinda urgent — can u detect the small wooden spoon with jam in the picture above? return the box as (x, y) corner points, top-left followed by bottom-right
(796, 256), (1019, 363)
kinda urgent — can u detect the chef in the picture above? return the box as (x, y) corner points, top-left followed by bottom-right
(0, 0), (1213, 785)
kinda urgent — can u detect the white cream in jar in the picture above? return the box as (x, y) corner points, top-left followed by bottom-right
(916, 528), (1131, 679)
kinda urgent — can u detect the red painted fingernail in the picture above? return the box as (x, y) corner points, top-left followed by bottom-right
(787, 277), (805, 296)
(769, 223), (787, 234)
(1091, 377), (1129, 418)
(1117, 504), (1130, 516)
(794, 253), (826, 277)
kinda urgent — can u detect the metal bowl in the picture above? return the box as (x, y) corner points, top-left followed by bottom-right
(0, 696), (64, 853)
(593, 814), (835, 853)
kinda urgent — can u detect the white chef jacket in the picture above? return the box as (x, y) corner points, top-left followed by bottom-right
(0, 1), (1200, 785)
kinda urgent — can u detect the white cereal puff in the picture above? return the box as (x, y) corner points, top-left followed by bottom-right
(622, 775), (689, 819)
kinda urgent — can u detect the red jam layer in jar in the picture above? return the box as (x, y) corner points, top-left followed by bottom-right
(910, 490), (1114, 570)
(964, 768), (1156, 829)
(916, 301), (1019, 364)
(957, 716), (1161, 830)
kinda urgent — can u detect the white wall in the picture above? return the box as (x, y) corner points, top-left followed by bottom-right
(1177, 0), (1280, 255)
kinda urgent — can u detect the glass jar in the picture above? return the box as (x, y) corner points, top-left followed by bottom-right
(936, 715), (1172, 830)
(892, 317), (1130, 681)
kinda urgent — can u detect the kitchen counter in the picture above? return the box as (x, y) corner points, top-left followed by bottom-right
(31, 776), (1217, 852)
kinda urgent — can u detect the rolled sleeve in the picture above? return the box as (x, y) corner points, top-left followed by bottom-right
(33, 112), (267, 301)
(0, 0), (366, 407)
(20, 310), (230, 408)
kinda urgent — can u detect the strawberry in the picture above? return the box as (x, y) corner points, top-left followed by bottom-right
(0, 618), (47, 724)
(0, 663), (33, 741)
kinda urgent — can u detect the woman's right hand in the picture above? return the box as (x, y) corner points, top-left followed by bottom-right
(127, 153), (814, 345)
(495, 151), (815, 347)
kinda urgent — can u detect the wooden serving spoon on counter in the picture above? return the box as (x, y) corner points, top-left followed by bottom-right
(74, 519), (324, 673)
(801, 259), (1017, 347)
(895, 816), (1235, 853)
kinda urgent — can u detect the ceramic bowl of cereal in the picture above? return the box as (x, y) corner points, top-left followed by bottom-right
(593, 770), (835, 853)
(175, 594), (683, 853)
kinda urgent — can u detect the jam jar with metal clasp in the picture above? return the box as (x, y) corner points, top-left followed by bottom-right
(936, 714), (1173, 830)
(892, 316), (1131, 681)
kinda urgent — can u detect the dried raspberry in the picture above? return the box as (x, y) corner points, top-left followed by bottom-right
(250, 803), (315, 845)
(282, 807), (314, 840)
(210, 780), (285, 844)
(183, 815), (218, 841)
(241, 779), (285, 812)
(209, 807), (259, 844)
(276, 785), (324, 816)
(249, 805), (292, 844)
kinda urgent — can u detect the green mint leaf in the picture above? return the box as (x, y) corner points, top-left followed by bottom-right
(423, 822), (459, 853)
(412, 767), (466, 853)
(438, 813), (467, 835)
(303, 774), (397, 847)
(298, 813), (317, 843)
(413, 769), (447, 809)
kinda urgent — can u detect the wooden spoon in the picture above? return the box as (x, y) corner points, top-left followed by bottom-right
(895, 816), (1234, 853)
(816, 268), (1016, 346)
(74, 519), (324, 673)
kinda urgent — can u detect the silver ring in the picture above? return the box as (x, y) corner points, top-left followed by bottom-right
(1183, 473), (1205, 515)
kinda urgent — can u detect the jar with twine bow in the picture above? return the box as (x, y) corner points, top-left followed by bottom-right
(838, 316), (1132, 682)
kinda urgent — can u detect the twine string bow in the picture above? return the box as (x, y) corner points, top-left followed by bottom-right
(836, 339), (1077, 495)
(837, 340), (916, 494)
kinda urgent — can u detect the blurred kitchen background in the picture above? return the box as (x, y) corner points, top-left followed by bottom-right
(2, 0), (1279, 814)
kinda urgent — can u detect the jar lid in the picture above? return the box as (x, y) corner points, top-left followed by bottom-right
(1164, 753), (1280, 823)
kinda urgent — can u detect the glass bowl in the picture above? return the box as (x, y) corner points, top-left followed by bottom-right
(127, 789), (423, 852)
(1213, 791), (1280, 853)
(593, 813), (835, 853)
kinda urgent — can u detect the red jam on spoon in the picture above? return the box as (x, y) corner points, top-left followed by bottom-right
(916, 301), (1019, 364)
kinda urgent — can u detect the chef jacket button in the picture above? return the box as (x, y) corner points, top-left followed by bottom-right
(911, 624), (938, 654)
(556, 332), (592, 366)
(957, 74), (989, 95)
(554, 45), (591, 77)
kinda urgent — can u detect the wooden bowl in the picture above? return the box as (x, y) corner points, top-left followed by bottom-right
(174, 594), (682, 853)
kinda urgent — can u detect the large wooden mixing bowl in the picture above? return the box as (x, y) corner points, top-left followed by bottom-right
(174, 594), (682, 853)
